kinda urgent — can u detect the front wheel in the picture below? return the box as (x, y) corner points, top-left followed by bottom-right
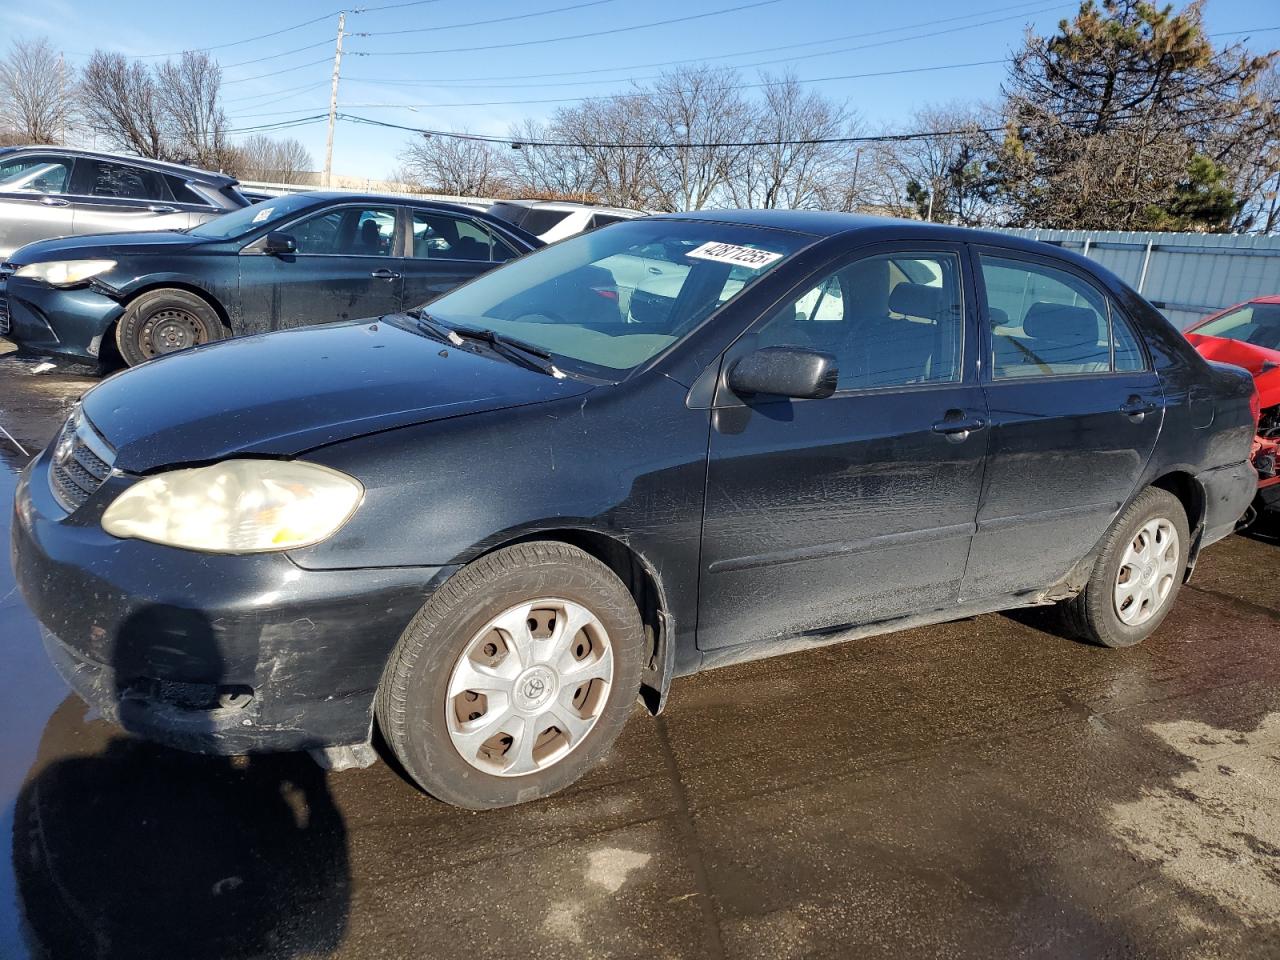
(115, 288), (225, 367)
(376, 543), (645, 809)
(1061, 487), (1190, 648)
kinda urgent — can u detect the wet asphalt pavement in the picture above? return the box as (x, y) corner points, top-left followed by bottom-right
(3, 347), (1280, 959)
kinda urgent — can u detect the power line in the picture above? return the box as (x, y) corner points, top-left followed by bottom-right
(363, 0), (781, 56)
(223, 57), (335, 85)
(224, 80), (330, 105)
(360, 0), (623, 36)
(341, 0), (1056, 86)
(221, 40), (336, 70)
(235, 59), (1008, 116)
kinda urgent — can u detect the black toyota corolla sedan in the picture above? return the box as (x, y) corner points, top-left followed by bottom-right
(11, 212), (1257, 808)
(0, 191), (540, 367)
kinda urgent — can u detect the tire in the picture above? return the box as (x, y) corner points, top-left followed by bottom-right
(114, 288), (225, 367)
(376, 542), (645, 809)
(1061, 487), (1190, 648)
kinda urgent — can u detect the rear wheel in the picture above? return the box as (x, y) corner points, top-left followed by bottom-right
(376, 542), (645, 809)
(1061, 487), (1190, 648)
(115, 288), (225, 367)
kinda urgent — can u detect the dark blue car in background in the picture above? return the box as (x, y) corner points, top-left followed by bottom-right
(0, 191), (540, 367)
(11, 211), (1257, 809)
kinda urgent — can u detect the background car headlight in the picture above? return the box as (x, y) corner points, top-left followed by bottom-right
(101, 460), (363, 553)
(14, 259), (117, 286)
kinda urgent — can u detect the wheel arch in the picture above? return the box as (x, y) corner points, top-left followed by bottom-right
(1149, 470), (1207, 574)
(480, 527), (675, 716)
(118, 281), (233, 333)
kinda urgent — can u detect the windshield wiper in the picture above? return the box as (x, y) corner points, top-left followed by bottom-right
(406, 308), (466, 347)
(450, 325), (566, 378)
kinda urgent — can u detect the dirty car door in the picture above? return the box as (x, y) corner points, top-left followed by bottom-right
(959, 249), (1163, 600)
(238, 202), (403, 332)
(697, 245), (988, 652)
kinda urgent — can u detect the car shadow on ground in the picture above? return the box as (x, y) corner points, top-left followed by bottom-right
(10, 603), (351, 960)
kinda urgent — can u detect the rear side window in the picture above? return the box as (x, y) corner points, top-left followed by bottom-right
(980, 255), (1144, 378)
(73, 160), (171, 202)
(0, 154), (72, 195)
(519, 208), (572, 235)
(165, 175), (214, 207)
(410, 210), (516, 262)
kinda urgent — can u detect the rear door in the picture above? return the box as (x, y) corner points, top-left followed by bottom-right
(402, 208), (518, 308)
(959, 247), (1163, 601)
(68, 158), (191, 235)
(0, 152), (76, 255)
(237, 202), (403, 332)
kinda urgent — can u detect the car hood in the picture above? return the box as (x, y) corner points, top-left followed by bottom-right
(1186, 332), (1280, 408)
(7, 230), (208, 264)
(81, 318), (595, 473)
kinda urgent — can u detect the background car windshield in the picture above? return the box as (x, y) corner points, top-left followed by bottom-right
(1196, 303), (1280, 350)
(419, 219), (811, 376)
(186, 194), (317, 240)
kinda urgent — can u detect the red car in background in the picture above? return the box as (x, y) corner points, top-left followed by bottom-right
(1185, 295), (1280, 526)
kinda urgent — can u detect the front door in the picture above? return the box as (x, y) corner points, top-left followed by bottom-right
(697, 245), (989, 652)
(402, 208), (519, 308)
(960, 248), (1163, 601)
(237, 202), (404, 332)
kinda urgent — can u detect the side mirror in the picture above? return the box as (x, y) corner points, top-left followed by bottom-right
(727, 346), (838, 400)
(263, 232), (297, 256)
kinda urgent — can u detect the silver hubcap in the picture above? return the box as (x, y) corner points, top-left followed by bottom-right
(445, 598), (613, 777)
(1114, 518), (1180, 626)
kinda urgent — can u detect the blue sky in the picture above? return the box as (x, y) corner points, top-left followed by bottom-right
(5, 0), (1277, 179)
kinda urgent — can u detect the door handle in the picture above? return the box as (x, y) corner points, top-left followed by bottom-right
(932, 413), (987, 442)
(1120, 396), (1157, 420)
(39, 196), (69, 207)
(370, 269), (401, 280)
(147, 204), (178, 213)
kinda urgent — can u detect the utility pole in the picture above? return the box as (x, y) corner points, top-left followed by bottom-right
(323, 11), (346, 188)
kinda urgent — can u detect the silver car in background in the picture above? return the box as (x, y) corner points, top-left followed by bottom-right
(0, 147), (249, 258)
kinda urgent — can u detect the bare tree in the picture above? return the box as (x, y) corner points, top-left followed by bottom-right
(79, 51), (167, 158)
(503, 117), (603, 200)
(856, 103), (1003, 225)
(398, 131), (509, 196)
(232, 134), (314, 183)
(156, 51), (229, 168)
(730, 72), (856, 211)
(548, 93), (660, 208)
(647, 66), (753, 211)
(0, 38), (74, 144)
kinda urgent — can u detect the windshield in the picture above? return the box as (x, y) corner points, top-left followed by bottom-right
(408, 218), (812, 377)
(186, 193), (319, 240)
(1195, 303), (1280, 351)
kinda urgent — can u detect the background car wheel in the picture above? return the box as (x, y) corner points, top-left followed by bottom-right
(375, 542), (645, 809)
(115, 289), (225, 367)
(1061, 486), (1190, 648)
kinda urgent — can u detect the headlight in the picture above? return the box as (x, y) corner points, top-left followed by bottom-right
(14, 259), (116, 286)
(101, 460), (363, 554)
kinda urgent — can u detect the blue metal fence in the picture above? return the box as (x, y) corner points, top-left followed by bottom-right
(992, 229), (1280, 329)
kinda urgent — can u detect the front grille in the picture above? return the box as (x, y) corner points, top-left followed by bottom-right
(49, 413), (116, 513)
(0, 261), (11, 336)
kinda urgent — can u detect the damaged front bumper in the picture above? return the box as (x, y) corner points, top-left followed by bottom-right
(11, 444), (449, 755)
(0, 275), (124, 361)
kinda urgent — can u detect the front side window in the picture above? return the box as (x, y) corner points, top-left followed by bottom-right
(73, 160), (169, 201)
(1194, 303), (1280, 351)
(519, 208), (572, 235)
(982, 255), (1142, 378)
(0, 154), (72, 195)
(415, 219), (812, 377)
(291, 205), (396, 256)
(751, 251), (964, 390)
(410, 210), (515, 262)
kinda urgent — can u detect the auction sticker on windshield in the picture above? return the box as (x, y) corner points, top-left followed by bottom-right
(686, 242), (784, 270)
(251, 207), (274, 223)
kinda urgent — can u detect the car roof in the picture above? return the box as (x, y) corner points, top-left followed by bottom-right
(1249, 295), (1280, 305)
(493, 198), (642, 216)
(0, 144), (240, 186)
(656, 208), (1116, 268)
